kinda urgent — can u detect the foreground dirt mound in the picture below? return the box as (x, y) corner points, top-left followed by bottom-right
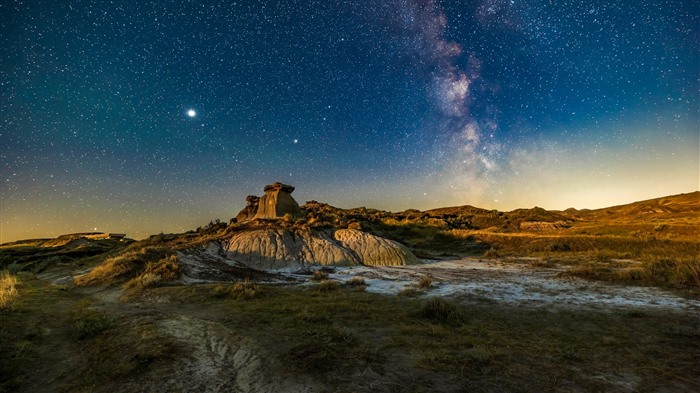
(224, 228), (417, 269)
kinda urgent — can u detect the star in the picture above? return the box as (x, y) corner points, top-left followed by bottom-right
(187, 109), (197, 117)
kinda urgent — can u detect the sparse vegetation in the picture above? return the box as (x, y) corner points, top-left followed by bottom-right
(310, 270), (329, 281)
(211, 279), (260, 300)
(420, 297), (463, 325)
(71, 300), (115, 340)
(317, 279), (338, 291)
(346, 276), (366, 287)
(75, 246), (173, 287)
(0, 271), (19, 308)
(418, 275), (433, 289)
(567, 257), (700, 290)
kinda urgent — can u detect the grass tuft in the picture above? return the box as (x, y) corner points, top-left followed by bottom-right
(71, 300), (115, 340)
(418, 275), (433, 289)
(317, 279), (338, 292)
(311, 270), (329, 281)
(212, 279), (260, 300)
(75, 247), (172, 287)
(421, 297), (463, 325)
(346, 276), (366, 287)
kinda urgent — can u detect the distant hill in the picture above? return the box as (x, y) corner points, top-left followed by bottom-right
(557, 192), (699, 223)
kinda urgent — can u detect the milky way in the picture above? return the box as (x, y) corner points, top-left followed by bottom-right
(1, 0), (698, 242)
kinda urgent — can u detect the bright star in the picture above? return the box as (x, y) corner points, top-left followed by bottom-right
(187, 109), (196, 117)
(293, 139), (298, 144)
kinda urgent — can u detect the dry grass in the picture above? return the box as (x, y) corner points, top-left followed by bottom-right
(567, 258), (700, 290)
(317, 279), (338, 291)
(418, 275), (433, 289)
(0, 271), (19, 308)
(420, 297), (463, 325)
(75, 247), (172, 287)
(70, 299), (115, 340)
(211, 279), (260, 300)
(123, 255), (180, 291)
(347, 276), (366, 287)
(311, 270), (329, 281)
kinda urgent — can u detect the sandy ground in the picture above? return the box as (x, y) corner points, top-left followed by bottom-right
(270, 259), (700, 311)
(175, 246), (700, 311)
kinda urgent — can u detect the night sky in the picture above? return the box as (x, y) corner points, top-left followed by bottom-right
(1, 0), (698, 242)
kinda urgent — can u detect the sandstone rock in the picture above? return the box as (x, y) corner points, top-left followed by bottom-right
(333, 229), (418, 267)
(519, 221), (571, 231)
(223, 228), (417, 269)
(235, 195), (260, 222)
(253, 182), (303, 220)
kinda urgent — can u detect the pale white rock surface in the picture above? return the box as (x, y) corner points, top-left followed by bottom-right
(333, 229), (418, 267)
(224, 228), (416, 269)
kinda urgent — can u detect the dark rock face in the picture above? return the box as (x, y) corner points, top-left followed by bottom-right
(235, 195), (260, 222)
(253, 182), (303, 220)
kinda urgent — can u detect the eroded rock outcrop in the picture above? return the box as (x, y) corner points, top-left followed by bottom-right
(235, 196), (260, 222)
(224, 228), (417, 269)
(253, 182), (303, 220)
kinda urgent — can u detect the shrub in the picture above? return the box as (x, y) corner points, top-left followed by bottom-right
(0, 271), (19, 308)
(418, 275), (433, 289)
(546, 242), (570, 252)
(399, 287), (420, 297)
(347, 276), (366, 287)
(311, 271), (329, 281)
(421, 298), (463, 325)
(231, 279), (259, 299)
(124, 272), (162, 291)
(212, 279), (259, 300)
(317, 279), (338, 292)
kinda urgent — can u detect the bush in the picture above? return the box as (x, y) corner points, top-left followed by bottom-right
(546, 242), (570, 252)
(212, 279), (259, 300)
(347, 276), (366, 287)
(311, 271), (329, 281)
(317, 280), (338, 292)
(418, 275), (433, 289)
(421, 298), (463, 325)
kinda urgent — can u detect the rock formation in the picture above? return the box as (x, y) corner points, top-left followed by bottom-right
(224, 228), (417, 269)
(253, 182), (303, 220)
(235, 196), (260, 222)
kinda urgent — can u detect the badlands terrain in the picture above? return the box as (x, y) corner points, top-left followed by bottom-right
(1, 187), (698, 392)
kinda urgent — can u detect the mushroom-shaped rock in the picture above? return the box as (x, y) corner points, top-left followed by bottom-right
(253, 182), (303, 220)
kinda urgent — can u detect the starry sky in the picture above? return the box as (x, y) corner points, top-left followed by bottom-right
(1, 0), (698, 242)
